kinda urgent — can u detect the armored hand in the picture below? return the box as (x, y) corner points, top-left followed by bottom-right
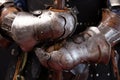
(35, 9), (120, 71)
(0, 0), (77, 52)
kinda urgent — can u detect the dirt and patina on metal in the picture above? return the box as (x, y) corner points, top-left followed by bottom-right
(98, 9), (120, 46)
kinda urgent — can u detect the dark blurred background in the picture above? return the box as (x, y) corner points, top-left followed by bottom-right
(0, 48), (14, 80)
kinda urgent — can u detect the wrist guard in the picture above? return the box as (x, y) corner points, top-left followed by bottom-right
(98, 9), (120, 46)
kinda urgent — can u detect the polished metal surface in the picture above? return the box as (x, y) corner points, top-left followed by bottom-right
(11, 9), (76, 51)
(35, 27), (111, 70)
(35, 9), (120, 71)
(109, 0), (120, 7)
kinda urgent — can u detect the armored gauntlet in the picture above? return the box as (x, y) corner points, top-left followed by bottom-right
(10, 10), (76, 51)
(35, 27), (111, 70)
(0, 0), (77, 51)
(35, 9), (120, 71)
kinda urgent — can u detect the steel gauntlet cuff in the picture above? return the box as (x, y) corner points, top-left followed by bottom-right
(98, 9), (120, 46)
